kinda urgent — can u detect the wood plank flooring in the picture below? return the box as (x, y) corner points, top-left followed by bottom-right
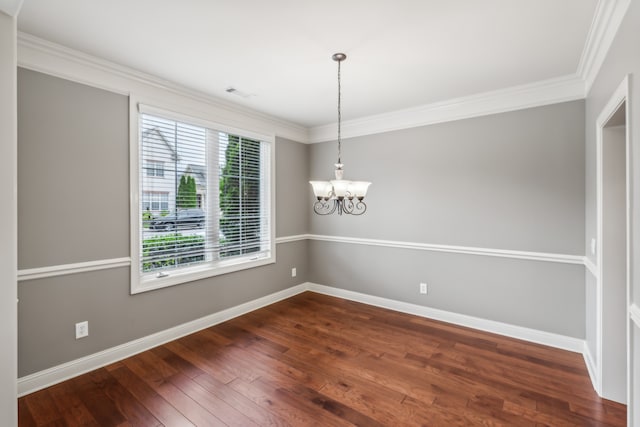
(19, 291), (626, 426)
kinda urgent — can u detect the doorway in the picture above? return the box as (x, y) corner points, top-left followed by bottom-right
(596, 76), (629, 406)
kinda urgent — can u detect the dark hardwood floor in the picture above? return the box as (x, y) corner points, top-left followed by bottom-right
(19, 291), (626, 426)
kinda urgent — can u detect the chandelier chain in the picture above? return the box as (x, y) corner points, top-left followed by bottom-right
(337, 58), (342, 165)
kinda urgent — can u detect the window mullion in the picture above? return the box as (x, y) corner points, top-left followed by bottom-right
(207, 130), (219, 261)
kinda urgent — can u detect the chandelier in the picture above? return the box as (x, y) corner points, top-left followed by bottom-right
(310, 53), (371, 216)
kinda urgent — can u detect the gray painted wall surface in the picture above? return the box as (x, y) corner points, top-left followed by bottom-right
(275, 137), (309, 237)
(584, 0), (640, 417)
(310, 101), (585, 255)
(18, 68), (130, 269)
(308, 102), (586, 337)
(309, 241), (585, 337)
(17, 69), (309, 376)
(0, 10), (18, 427)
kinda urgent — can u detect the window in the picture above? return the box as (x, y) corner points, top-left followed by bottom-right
(142, 192), (169, 212)
(132, 105), (274, 293)
(146, 160), (164, 177)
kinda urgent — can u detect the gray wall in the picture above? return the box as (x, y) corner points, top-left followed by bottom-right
(0, 10), (18, 426)
(310, 102), (585, 254)
(18, 68), (129, 268)
(309, 101), (586, 337)
(17, 69), (310, 377)
(276, 137), (309, 237)
(584, 0), (640, 417)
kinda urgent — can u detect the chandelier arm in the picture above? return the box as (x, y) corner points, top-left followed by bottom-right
(349, 200), (367, 215)
(313, 199), (339, 215)
(342, 199), (366, 215)
(328, 200), (339, 215)
(342, 198), (354, 213)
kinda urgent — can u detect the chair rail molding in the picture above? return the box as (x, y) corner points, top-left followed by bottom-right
(18, 258), (131, 281)
(18, 234), (593, 282)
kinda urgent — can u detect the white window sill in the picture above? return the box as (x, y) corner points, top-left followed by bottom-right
(131, 252), (274, 294)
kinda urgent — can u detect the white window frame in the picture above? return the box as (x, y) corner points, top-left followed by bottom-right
(130, 99), (276, 294)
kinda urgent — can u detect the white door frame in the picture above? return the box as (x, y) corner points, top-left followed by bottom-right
(595, 75), (631, 411)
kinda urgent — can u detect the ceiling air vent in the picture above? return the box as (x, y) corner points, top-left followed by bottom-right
(225, 87), (254, 98)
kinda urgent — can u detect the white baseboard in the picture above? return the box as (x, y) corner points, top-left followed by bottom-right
(17, 283), (308, 397)
(307, 283), (585, 353)
(18, 281), (591, 397)
(583, 341), (600, 394)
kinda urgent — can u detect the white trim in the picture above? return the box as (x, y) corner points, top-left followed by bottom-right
(129, 95), (141, 293)
(138, 102), (275, 144)
(309, 74), (586, 143)
(584, 257), (598, 278)
(17, 258), (131, 282)
(307, 283), (584, 353)
(134, 257), (276, 294)
(630, 304), (640, 329)
(17, 32), (308, 144)
(17, 283), (309, 397)
(275, 234), (311, 244)
(578, 0), (632, 94)
(17, 234), (594, 282)
(629, 303), (640, 328)
(584, 341), (600, 393)
(309, 234), (584, 265)
(595, 75), (630, 407)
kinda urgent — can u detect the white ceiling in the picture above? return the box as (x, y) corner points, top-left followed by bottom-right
(17, 0), (598, 128)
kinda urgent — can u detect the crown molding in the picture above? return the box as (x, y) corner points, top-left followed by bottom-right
(17, 32), (309, 143)
(578, 0), (631, 94)
(17, 0), (630, 146)
(309, 0), (630, 143)
(0, 0), (23, 17)
(309, 74), (586, 143)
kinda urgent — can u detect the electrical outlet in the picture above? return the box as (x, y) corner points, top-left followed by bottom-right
(291, 267), (297, 278)
(75, 321), (89, 339)
(420, 283), (428, 294)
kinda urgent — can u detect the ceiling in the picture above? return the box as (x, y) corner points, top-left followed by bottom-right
(17, 0), (598, 128)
